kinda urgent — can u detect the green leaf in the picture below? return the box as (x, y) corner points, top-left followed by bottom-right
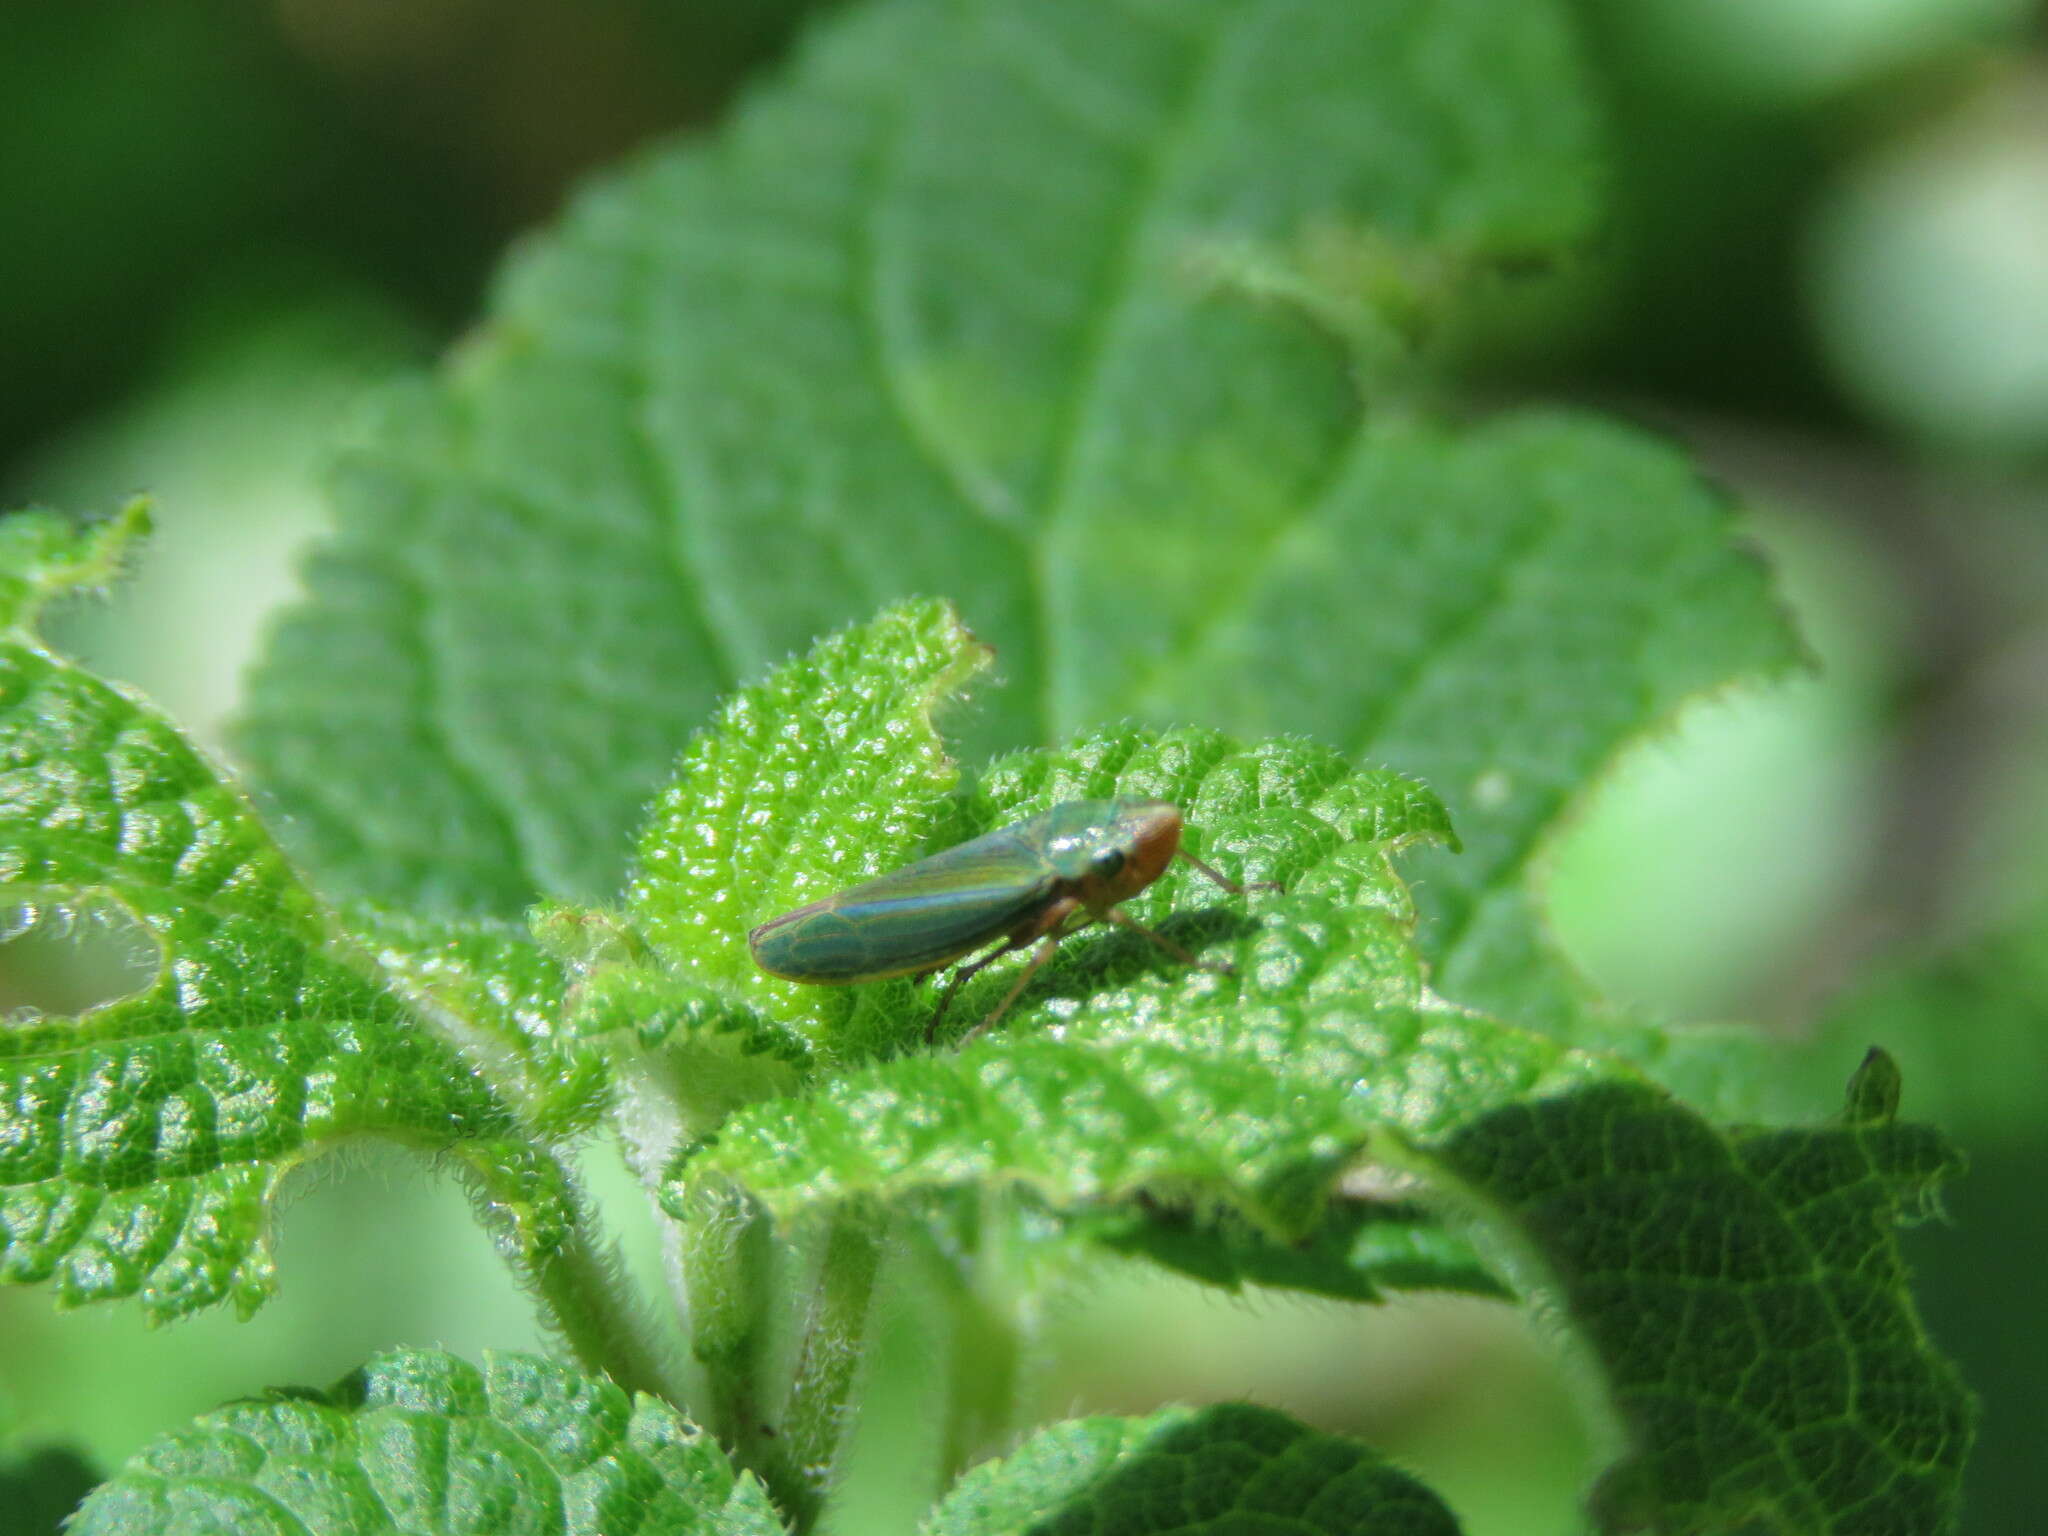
(1414, 1067), (1974, 1536)
(641, 614), (1970, 1529)
(0, 509), (562, 1320)
(922, 1402), (1461, 1536)
(665, 716), (1612, 1286)
(0, 501), (150, 633)
(68, 1348), (785, 1536)
(232, 0), (1779, 952)
(346, 905), (608, 1137)
(627, 596), (993, 1066)
(0, 1443), (99, 1536)
(1088, 1196), (1508, 1303)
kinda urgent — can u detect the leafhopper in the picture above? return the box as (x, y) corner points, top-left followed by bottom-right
(748, 798), (1270, 1040)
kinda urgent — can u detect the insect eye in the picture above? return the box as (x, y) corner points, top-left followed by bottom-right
(1090, 847), (1126, 879)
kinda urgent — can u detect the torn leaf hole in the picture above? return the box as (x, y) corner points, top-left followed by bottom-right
(0, 896), (160, 1019)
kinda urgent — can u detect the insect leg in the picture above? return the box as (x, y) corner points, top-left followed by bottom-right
(958, 936), (1063, 1045)
(1102, 904), (1235, 974)
(1174, 847), (1282, 895)
(925, 941), (1017, 1043)
(937, 895), (1089, 1046)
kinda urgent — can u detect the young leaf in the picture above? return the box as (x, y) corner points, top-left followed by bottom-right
(663, 719), (1613, 1290)
(68, 1348), (785, 1536)
(1412, 1066), (1974, 1536)
(0, 510), (587, 1322)
(922, 1402), (1461, 1536)
(627, 596), (993, 1066)
(346, 905), (608, 1136)
(0, 500), (149, 629)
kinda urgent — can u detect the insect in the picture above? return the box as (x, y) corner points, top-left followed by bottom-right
(748, 798), (1274, 1042)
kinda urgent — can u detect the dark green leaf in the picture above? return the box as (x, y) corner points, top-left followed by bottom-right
(922, 1401), (1461, 1536)
(1089, 1196), (1507, 1303)
(1418, 1067), (1975, 1535)
(0, 1443), (99, 1536)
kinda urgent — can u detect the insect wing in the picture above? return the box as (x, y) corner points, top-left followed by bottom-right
(750, 826), (1059, 983)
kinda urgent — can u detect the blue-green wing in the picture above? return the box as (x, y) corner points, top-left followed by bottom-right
(750, 828), (1060, 983)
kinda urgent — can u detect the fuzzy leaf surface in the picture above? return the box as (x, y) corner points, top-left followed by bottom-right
(627, 597), (992, 1068)
(0, 510), (560, 1319)
(923, 1402), (1460, 1536)
(68, 1348), (785, 1536)
(668, 720), (1609, 1282)
(233, 0), (1789, 1060)
(346, 905), (606, 1136)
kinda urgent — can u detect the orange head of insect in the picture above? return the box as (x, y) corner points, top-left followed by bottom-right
(1075, 799), (1182, 911)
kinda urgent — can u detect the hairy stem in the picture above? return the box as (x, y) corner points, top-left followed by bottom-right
(455, 1142), (682, 1404)
(529, 1201), (678, 1403)
(677, 1177), (779, 1465)
(773, 1210), (886, 1529)
(610, 1052), (704, 1340)
(900, 1203), (1024, 1483)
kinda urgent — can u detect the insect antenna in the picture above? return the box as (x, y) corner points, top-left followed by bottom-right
(1175, 848), (1282, 896)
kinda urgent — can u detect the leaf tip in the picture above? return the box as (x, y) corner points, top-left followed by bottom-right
(1845, 1045), (1904, 1126)
(0, 498), (154, 635)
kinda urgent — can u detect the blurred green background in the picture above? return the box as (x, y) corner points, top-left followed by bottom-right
(3, 3), (2044, 1533)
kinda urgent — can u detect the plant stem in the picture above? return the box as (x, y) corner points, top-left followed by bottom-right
(528, 1191), (679, 1404)
(609, 1039), (887, 1527)
(936, 1273), (1019, 1482)
(774, 1210), (886, 1529)
(609, 1052), (705, 1338)
(455, 1141), (683, 1405)
(614, 1042), (866, 1524)
(905, 1197), (1023, 1483)
(677, 1177), (778, 1460)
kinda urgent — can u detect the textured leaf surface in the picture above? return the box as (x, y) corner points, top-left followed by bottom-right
(233, 0), (1790, 1056)
(0, 510), (553, 1319)
(923, 1402), (1460, 1536)
(668, 718), (1610, 1274)
(68, 1348), (785, 1536)
(1421, 1068), (1974, 1536)
(647, 616), (1972, 1531)
(627, 597), (992, 1067)
(347, 905), (606, 1136)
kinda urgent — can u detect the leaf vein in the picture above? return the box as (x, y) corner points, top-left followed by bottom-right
(625, 234), (753, 689)
(1031, 9), (1243, 740)
(1344, 494), (1568, 761)
(383, 535), (538, 900)
(1115, 421), (1374, 715)
(858, 92), (1033, 543)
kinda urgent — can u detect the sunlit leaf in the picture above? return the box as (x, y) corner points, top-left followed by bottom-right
(233, 0), (1799, 1135)
(0, 509), (584, 1319)
(69, 1349), (784, 1536)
